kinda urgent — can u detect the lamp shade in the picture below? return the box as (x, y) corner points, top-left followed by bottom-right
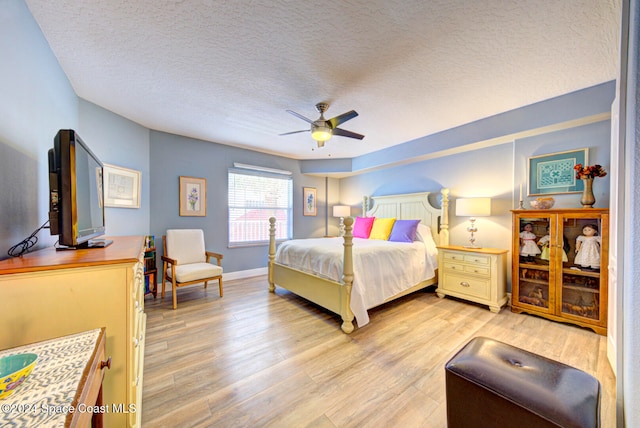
(311, 124), (332, 142)
(456, 198), (491, 217)
(333, 205), (351, 218)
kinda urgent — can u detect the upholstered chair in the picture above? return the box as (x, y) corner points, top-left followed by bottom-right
(161, 229), (223, 309)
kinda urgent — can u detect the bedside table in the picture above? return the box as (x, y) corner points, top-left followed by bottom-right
(436, 245), (508, 313)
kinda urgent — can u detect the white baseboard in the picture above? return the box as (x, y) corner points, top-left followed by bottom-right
(223, 267), (268, 281)
(154, 267), (267, 290)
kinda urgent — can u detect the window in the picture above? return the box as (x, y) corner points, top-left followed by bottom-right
(228, 167), (292, 246)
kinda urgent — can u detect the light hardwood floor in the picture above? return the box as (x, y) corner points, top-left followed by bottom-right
(142, 275), (615, 427)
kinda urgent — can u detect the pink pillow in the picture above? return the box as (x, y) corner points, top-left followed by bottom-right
(352, 216), (375, 238)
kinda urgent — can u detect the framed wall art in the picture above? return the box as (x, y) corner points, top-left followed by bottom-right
(179, 176), (206, 216)
(103, 163), (141, 208)
(303, 187), (317, 216)
(528, 148), (588, 196)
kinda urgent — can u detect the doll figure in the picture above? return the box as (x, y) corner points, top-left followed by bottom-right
(574, 224), (601, 270)
(519, 223), (540, 261)
(538, 226), (569, 262)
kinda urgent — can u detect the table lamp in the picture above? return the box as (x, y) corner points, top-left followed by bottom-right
(456, 198), (491, 248)
(333, 205), (351, 237)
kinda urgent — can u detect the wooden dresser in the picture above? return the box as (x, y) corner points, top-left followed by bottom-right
(0, 236), (147, 427)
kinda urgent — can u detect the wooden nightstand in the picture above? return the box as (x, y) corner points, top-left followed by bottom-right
(436, 245), (508, 313)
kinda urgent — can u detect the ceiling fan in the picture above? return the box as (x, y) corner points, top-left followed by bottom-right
(280, 102), (364, 147)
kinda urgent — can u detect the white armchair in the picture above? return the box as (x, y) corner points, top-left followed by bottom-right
(161, 229), (223, 309)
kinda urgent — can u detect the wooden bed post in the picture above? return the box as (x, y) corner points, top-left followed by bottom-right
(440, 188), (450, 246)
(268, 217), (276, 292)
(341, 216), (355, 334)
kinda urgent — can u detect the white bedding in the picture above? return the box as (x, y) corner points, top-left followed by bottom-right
(274, 234), (438, 327)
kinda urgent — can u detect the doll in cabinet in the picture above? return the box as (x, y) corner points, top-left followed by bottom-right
(574, 224), (602, 271)
(519, 222), (541, 262)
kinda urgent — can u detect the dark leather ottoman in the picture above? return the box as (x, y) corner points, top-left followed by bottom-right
(445, 337), (601, 428)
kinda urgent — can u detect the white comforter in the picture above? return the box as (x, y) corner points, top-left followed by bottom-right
(274, 236), (438, 327)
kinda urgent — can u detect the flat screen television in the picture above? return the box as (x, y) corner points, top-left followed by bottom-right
(48, 129), (111, 249)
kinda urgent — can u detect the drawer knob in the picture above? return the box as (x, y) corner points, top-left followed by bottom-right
(460, 281), (470, 287)
(101, 356), (112, 370)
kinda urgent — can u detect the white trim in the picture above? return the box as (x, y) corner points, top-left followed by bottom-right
(223, 267), (268, 281)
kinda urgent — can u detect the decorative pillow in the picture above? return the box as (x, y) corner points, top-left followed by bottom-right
(369, 218), (397, 240)
(388, 219), (421, 242)
(353, 216), (375, 238)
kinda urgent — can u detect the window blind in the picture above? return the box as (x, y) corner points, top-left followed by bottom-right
(228, 167), (292, 245)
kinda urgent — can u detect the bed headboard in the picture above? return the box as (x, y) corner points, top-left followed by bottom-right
(363, 189), (450, 246)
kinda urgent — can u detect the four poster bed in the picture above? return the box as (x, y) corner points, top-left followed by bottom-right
(268, 189), (450, 333)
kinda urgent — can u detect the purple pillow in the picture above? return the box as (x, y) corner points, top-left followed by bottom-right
(388, 219), (421, 242)
(352, 216), (375, 238)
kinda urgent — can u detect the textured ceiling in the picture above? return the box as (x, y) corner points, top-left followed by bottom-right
(25, 0), (621, 160)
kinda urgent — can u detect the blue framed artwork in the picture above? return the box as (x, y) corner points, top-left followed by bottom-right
(303, 187), (317, 216)
(528, 148), (588, 196)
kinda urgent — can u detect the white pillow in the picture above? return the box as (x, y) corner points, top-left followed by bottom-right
(415, 224), (439, 270)
(415, 224), (432, 242)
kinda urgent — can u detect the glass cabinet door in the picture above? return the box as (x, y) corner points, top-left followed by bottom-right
(557, 214), (606, 323)
(514, 214), (554, 314)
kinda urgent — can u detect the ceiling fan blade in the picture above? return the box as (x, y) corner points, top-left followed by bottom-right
(332, 127), (364, 140)
(286, 110), (314, 124)
(279, 129), (309, 136)
(328, 110), (358, 128)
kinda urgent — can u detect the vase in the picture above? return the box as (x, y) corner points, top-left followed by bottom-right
(580, 177), (595, 208)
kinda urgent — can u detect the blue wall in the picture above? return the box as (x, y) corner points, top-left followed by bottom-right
(0, 1), (150, 258)
(0, 0), (78, 252)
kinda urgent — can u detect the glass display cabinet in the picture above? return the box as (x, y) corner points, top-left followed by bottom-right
(511, 208), (609, 335)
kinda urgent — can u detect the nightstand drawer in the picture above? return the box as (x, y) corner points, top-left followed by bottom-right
(441, 273), (490, 299)
(463, 254), (490, 265)
(463, 265), (490, 276)
(443, 252), (466, 262)
(443, 261), (465, 272)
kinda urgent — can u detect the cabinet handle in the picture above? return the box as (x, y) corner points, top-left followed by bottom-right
(134, 338), (139, 347)
(460, 282), (470, 287)
(101, 356), (112, 370)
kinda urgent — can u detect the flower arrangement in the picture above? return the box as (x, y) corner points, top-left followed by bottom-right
(574, 164), (607, 179)
(188, 187), (199, 209)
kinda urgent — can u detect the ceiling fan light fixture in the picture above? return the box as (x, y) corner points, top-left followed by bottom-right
(311, 125), (332, 143)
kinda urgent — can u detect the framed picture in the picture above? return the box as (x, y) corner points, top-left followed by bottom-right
(103, 163), (141, 208)
(303, 187), (317, 216)
(179, 176), (206, 216)
(528, 148), (588, 196)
